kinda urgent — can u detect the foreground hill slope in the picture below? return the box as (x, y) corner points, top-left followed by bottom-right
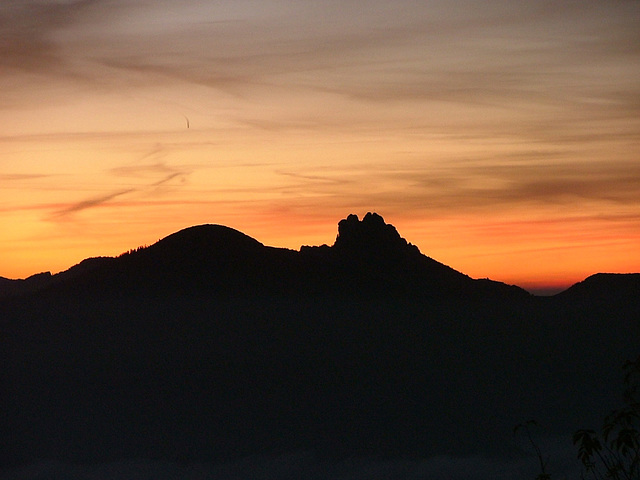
(0, 213), (638, 468)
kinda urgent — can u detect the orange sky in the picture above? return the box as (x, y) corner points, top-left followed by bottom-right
(1, 1), (639, 294)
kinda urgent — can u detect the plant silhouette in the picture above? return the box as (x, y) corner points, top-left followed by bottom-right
(573, 355), (640, 480)
(514, 420), (552, 480)
(523, 356), (640, 479)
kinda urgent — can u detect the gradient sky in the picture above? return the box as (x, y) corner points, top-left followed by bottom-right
(1, 0), (639, 293)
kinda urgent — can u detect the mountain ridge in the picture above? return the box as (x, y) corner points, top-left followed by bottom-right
(0, 214), (522, 300)
(2, 213), (633, 300)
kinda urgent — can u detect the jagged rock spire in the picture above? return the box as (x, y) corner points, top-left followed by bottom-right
(333, 213), (418, 257)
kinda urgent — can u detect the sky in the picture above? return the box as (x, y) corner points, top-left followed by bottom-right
(1, 0), (639, 293)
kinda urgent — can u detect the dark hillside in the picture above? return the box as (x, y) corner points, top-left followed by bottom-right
(0, 214), (638, 469)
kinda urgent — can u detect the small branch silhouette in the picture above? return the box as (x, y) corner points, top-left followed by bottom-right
(514, 420), (551, 480)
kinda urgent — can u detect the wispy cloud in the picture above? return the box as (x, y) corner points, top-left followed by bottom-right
(109, 161), (179, 179)
(276, 170), (352, 186)
(0, 1), (104, 79)
(394, 160), (640, 209)
(257, 158), (640, 229)
(2, 0), (639, 145)
(51, 187), (136, 217)
(0, 173), (51, 181)
(50, 155), (191, 219)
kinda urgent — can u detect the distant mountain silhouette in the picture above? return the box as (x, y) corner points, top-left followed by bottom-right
(0, 213), (638, 469)
(0, 271), (52, 299)
(555, 272), (640, 303)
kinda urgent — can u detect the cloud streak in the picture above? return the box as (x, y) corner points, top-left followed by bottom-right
(2, 0), (638, 160)
(50, 154), (191, 219)
(0, 1), (106, 90)
(51, 187), (136, 217)
(4, 1), (638, 112)
(265, 158), (640, 218)
(0, 173), (51, 181)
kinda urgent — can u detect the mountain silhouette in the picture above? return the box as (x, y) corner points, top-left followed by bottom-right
(0, 271), (53, 299)
(0, 213), (638, 469)
(0, 212), (525, 300)
(555, 272), (640, 303)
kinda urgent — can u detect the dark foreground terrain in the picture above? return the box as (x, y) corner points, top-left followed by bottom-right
(1, 213), (638, 479)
